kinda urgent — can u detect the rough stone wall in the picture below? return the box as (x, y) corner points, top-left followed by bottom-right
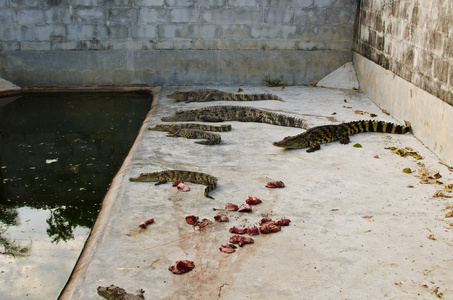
(356, 0), (453, 106)
(0, 0), (357, 86)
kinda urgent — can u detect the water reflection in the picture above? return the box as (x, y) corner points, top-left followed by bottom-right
(0, 92), (152, 299)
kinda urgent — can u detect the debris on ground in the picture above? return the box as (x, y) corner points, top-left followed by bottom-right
(386, 146), (423, 160)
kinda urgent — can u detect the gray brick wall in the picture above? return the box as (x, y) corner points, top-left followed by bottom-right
(0, 0), (356, 51)
(0, 0), (357, 85)
(356, 0), (453, 106)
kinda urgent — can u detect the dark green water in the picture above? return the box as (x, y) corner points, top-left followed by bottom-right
(0, 92), (152, 299)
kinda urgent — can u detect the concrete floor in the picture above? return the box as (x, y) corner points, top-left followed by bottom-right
(55, 84), (453, 299)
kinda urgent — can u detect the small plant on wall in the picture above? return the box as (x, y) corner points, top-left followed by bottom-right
(262, 75), (287, 87)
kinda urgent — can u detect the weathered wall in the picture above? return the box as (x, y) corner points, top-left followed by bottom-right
(0, 0), (357, 86)
(355, 53), (453, 166)
(355, 0), (453, 106)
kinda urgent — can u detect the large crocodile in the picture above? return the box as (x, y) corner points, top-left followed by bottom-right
(273, 120), (411, 152)
(161, 106), (308, 129)
(129, 170), (218, 199)
(97, 285), (144, 300)
(166, 89), (284, 103)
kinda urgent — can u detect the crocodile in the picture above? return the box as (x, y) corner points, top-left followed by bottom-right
(149, 123), (230, 145)
(129, 170), (218, 199)
(273, 120), (411, 152)
(166, 89), (284, 103)
(149, 123), (232, 132)
(161, 106), (308, 129)
(168, 128), (222, 145)
(97, 285), (144, 300)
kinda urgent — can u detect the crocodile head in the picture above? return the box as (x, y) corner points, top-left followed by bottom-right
(129, 172), (161, 182)
(273, 133), (308, 149)
(97, 285), (127, 299)
(166, 91), (188, 101)
(148, 124), (171, 131)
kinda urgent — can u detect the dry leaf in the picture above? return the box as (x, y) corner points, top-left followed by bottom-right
(386, 147), (422, 159)
(403, 168), (412, 174)
(446, 184), (452, 193)
(433, 191), (452, 198)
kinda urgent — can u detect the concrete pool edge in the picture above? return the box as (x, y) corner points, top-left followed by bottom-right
(57, 86), (160, 299)
(0, 78), (22, 97)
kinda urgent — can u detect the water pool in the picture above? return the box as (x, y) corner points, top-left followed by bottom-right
(0, 91), (152, 300)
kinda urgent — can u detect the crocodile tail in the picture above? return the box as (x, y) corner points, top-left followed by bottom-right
(263, 112), (308, 129)
(224, 93), (284, 101)
(195, 136), (221, 145)
(196, 124), (232, 132)
(344, 120), (411, 135)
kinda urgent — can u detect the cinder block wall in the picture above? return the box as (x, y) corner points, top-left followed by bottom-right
(0, 0), (357, 86)
(354, 0), (453, 165)
(355, 0), (453, 106)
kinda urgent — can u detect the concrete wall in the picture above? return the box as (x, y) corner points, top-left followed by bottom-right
(0, 0), (357, 86)
(355, 0), (453, 106)
(354, 53), (453, 166)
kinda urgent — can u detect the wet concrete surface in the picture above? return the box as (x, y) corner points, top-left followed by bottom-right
(60, 86), (453, 299)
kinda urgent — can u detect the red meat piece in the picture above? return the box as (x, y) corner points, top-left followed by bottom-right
(172, 180), (183, 187)
(265, 181), (285, 188)
(237, 204), (252, 212)
(225, 203), (239, 211)
(177, 182), (190, 192)
(138, 218), (154, 229)
(229, 235), (254, 247)
(274, 218), (291, 226)
(247, 227), (259, 235)
(185, 215), (199, 225)
(259, 218), (274, 226)
(229, 226), (248, 234)
(260, 223), (281, 234)
(246, 196), (262, 205)
(214, 213), (229, 222)
(169, 260), (195, 274)
(219, 244), (236, 254)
